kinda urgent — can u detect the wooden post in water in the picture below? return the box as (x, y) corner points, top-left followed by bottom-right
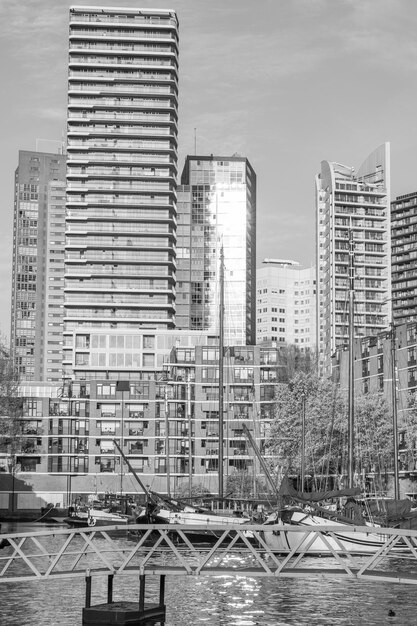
(107, 574), (114, 604)
(139, 574), (146, 613)
(85, 569), (92, 608)
(159, 575), (166, 606)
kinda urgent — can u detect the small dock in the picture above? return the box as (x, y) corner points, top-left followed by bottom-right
(82, 570), (166, 625)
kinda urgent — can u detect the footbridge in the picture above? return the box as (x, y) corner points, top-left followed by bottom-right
(1, 523), (417, 585)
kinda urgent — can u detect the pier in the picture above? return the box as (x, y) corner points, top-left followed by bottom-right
(1, 523), (417, 583)
(2, 523), (417, 623)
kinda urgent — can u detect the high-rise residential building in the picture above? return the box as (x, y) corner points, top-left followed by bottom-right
(176, 155), (256, 346)
(315, 143), (391, 374)
(256, 259), (316, 351)
(391, 191), (417, 325)
(10, 151), (66, 380)
(64, 6), (179, 381)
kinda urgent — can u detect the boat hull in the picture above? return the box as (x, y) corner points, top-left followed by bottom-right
(64, 508), (129, 528)
(262, 511), (406, 555)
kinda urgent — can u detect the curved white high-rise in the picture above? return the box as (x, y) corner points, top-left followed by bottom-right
(315, 143), (391, 374)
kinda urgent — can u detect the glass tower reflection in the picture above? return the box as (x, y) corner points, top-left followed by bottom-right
(176, 156), (256, 345)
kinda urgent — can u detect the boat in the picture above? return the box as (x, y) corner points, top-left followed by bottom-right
(64, 505), (130, 528)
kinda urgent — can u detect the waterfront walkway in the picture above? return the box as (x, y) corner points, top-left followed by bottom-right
(1, 523), (417, 585)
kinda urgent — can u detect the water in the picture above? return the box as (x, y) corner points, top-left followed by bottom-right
(1, 523), (416, 625)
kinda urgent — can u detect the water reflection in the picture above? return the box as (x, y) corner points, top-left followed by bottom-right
(1, 523), (416, 625)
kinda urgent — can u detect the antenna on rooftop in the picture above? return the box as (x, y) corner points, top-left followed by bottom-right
(194, 128), (197, 155)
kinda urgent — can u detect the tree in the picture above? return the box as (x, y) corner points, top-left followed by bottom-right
(225, 470), (268, 499)
(266, 372), (395, 490)
(0, 345), (24, 510)
(177, 482), (212, 500)
(276, 345), (317, 383)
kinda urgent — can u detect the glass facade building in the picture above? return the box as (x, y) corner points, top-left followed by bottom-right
(64, 7), (179, 380)
(176, 156), (256, 346)
(315, 143), (391, 374)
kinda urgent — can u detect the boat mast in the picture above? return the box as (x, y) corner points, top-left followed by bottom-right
(301, 394), (306, 490)
(391, 322), (400, 499)
(347, 228), (355, 489)
(218, 246), (225, 502)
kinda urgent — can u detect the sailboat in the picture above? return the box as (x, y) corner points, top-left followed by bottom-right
(261, 230), (410, 554)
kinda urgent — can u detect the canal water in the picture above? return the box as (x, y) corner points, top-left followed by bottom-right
(1, 523), (416, 626)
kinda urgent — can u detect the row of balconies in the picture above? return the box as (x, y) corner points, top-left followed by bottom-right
(69, 41), (176, 52)
(67, 153), (175, 165)
(68, 138), (174, 149)
(66, 221), (175, 235)
(69, 110), (173, 121)
(65, 267), (175, 280)
(68, 83), (175, 96)
(66, 293), (172, 306)
(66, 181), (173, 193)
(68, 97), (177, 111)
(69, 14), (178, 27)
(65, 241), (172, 252)
(68, 70), (177, 85)
(67, 167), (172, 178)
(67, 125), (175, 137)
(69, 27), (177, 39)
(70, 44), (175, 56)
(66, 194), (172, 205)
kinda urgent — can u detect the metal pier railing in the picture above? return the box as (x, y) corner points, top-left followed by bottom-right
(1, 523), (417, 585)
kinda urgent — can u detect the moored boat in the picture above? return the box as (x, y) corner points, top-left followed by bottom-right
(64, 506), (130, 528)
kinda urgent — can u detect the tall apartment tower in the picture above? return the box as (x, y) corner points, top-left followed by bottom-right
(64, 7), (179, 379)
(176, 155), (256, 346)
(391, 191), (417, 324)
(315, 143), (391, 374)
(10, 151), (66, 381)
(256, 259), (316, 351)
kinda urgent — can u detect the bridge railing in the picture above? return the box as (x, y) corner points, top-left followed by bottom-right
(1, 523), (417, 584)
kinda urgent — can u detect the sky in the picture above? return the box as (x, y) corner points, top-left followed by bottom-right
(1, 0), (417, 338)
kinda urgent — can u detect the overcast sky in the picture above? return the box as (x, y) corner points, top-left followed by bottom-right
(1, 0), (417, 338)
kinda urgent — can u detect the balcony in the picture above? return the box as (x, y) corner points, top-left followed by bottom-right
(68, 83), (175, 96)
(68, 97), (177, 111)
(69, 57), (177, 69)
(69, 14), (178, 27)
(69, 28), (177, 40)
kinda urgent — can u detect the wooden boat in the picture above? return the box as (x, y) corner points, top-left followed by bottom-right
(64, 506), (130, 528)
(261, 508), (409, 554)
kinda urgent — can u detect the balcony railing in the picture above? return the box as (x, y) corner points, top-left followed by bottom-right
(68, 84), (175, 95)
(69, 57), (176, 68)
(67, 153), (174, 164)
(69, 28), (177, 39)
(70, 14), (178, 27)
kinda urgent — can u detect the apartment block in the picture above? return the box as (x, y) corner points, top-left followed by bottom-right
(64, 6), (179, 379)
(316, 143), (391, 374)
(1, 342), (280, 509)
(391, 191), (417, 324)
(256, 258), (316, 351)
(10, 151), (66, 380)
